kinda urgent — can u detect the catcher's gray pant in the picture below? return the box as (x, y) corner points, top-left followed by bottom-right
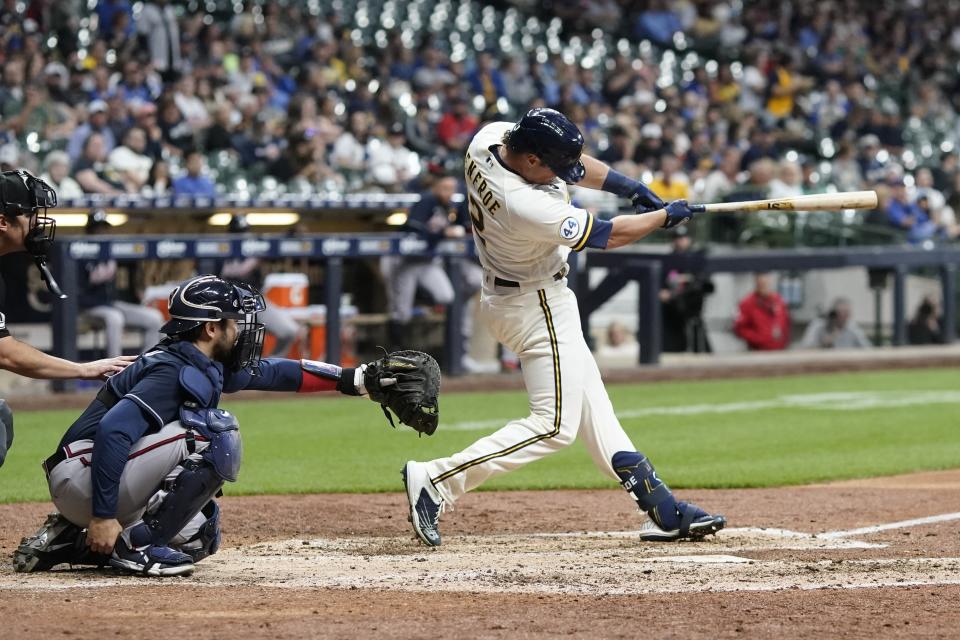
(0, 399), (12, 468)
(47, 421), (211, 541)
(83, 301), (165, 357)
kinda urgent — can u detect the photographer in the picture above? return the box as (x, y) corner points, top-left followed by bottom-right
(0, 170), (133, 468)
(799, 297), (872, 350)
(659, 226), (714, 353)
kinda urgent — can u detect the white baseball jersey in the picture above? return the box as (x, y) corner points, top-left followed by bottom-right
(463, 121), (611, 283)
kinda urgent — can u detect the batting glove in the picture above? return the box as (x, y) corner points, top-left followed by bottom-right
(662, 200), (704, 229)
(630, 183), (666, 213)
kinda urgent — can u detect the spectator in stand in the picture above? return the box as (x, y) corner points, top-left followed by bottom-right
(437, 95), (478, 154)
(908, 296), (944, 345)
(67, 100), (116, 164)
(75, 133), (124, 195)
(769, 161), (805, 199)
(799, 298), (872, 349)
(740, 123), (781, 170)
(172, 149), (216, 198)
(137, 0), (181, 82)
(733, 273), (791, 351)
(404, 101), (440, 159)
(39, 151), (84, 201)
(648, 154), (690, 201)
(157, 96), (195, 155)
(330, 111), (371, 185)
(368, 123), (421, 192)
(886, 175), (940, 244)
(466, 51), (507, 110)
(141, 159), (171, 197)
(107, 126), (153, 193)
(765, 52), (814, 122)
(173, 75), (210, 132)
(696, 146), (742, 203)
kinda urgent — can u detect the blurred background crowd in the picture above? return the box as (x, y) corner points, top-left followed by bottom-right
(2, 0), (960, 246)
(0, 0), (958, 370)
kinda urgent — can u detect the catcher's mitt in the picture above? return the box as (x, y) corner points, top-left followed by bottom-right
(364, 350), (440, 435)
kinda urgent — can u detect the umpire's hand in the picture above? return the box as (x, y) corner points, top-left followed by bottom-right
(87, 517), (122, 554)
(80, 356), (136, 380)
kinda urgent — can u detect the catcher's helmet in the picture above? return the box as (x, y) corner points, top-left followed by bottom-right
(161, 275), (267, 371)
(504, 108), (585, 184)
(0, 169), (63, 297)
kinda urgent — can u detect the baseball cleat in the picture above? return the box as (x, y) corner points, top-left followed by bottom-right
(638, 501), (726, 542)
(402, 460), (444, 547)
(13, 512), (106, 572)
(110, 537), (195, 577)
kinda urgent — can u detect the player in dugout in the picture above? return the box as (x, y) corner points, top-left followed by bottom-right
(0, 169), (134, 469)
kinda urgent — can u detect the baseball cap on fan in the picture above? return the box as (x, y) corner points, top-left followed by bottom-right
(88, 99), (108, 115)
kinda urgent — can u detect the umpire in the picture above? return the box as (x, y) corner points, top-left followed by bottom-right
(0, 169), (133, 468)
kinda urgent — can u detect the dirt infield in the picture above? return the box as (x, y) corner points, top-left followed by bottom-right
(1, 469), (959, 639)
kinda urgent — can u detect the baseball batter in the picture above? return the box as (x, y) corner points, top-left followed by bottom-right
(403, 108), (725, 545)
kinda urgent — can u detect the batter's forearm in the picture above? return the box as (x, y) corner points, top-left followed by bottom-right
(606, 210), (668, 249)
(0, 337), (85, 379)
(578, 155), (611, 190)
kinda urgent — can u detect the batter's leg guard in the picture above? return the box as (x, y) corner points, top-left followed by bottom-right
(612, 451), (726, 541)
(612, 451), (680, 530)
(0, 399), (13, 468)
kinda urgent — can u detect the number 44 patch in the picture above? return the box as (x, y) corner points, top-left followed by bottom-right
(559, 216), (581, 241)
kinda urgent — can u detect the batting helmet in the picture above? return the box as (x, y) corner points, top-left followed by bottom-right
(504, 108), (586, 184)
(161, 275), (267, 371)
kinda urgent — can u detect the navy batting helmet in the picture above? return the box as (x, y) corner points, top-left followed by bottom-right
(162, 275), (267, 371)
(504, 108), (586, 184)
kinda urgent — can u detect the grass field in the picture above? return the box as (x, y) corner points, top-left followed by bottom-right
(1, 368), (958, 503)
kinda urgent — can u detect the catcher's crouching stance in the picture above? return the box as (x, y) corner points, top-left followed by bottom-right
(13, 275), (439, 576)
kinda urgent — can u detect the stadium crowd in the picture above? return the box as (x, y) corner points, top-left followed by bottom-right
(0, 1), (958, 245)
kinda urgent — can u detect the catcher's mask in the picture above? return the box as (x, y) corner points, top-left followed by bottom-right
(161, 275), (267, 372)
(0, 169), (63, 298)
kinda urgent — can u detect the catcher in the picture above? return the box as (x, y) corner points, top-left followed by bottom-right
(13, 274), (439, 576)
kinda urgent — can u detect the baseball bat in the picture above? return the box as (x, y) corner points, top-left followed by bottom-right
(696, 190), (878, 213)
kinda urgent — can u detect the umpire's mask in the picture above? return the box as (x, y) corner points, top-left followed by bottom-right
(0, 169), (63, 298)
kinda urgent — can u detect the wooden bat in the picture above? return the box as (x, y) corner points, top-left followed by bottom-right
(697, 190), (878, 213)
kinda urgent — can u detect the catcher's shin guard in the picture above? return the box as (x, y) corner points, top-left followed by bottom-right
(171, 500), (222, 562)
(130, 458), (226, 550)
(612, 451), (682, 531)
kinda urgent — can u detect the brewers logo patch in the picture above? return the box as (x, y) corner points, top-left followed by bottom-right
(559, 217), (580, 241)
(0, 312), (5, 331)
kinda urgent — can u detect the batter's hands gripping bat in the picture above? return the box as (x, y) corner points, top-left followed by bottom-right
(696, 190), (878, 213)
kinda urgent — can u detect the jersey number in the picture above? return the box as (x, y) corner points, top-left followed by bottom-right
(467, 194), (487, 246)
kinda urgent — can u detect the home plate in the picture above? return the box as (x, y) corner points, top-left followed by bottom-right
(646, 555), (751, 564)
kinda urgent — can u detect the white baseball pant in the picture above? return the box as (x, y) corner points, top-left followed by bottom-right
(424, 280), (636, 503)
